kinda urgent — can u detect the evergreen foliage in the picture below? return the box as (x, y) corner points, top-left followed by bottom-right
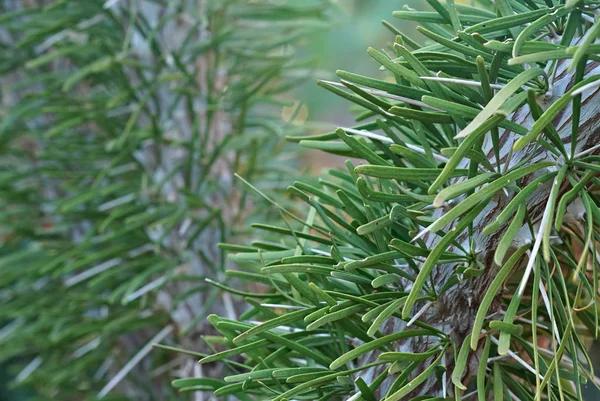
(0, 0), (330, 399)
(188, 1), (600, 400)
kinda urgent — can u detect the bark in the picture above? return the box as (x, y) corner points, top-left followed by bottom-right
(360, 58), (600, 397)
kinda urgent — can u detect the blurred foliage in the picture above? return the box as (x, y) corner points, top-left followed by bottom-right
(0, 0), (332, 399)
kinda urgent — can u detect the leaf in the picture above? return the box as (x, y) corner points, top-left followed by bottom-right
(367, 47), (423, 88)
(306, 304), (366, 331)
(385, 347), (446, 401)
(367, 296), (407, 336)
(482, 172), (556, 235)
(489, 321), (524, 336)
(477, 337), (491, 401)
(513, 74), (600, 151)
(542, 165), (568, 262)
(392, 10), (485, 24)
(355, 165), (469, 181)
(419, 162), (554, 241)
(355, 377), (378, 401)
(262, 264), (334, 275)
(471, 245), (529, 350)
(497, 285), (524, 355)
(232, 308), (315, 344)
(433, 172), (497, 208)
(452, 333), (472, 390)
(509, 49), (569, 65)
(224, 368), (279, 382)
(337, 129), (390, 166)
(390, 144), (436, 168)
(493, 364), (504, 401)
(455, 67), (545, 140)
(465, 7), (558, 35)
(402, 201), (488, 319)
(371, 274), (403, 288)
(555, 170), (596, 230)
(388, 106), (453, 123)
(292, 181), (345, 209)
(357, 214), (393, 236)
(428, 115), (501, 194)
(494, 204), (526, 266)
(569, 16), (600, 71)
(378, 346), (440, 362)
(335, 70), (427, 100)
(172, 378), (224, 389)
(329, 330), (430, 370)
(417, 26), (493, 61)
(271, 362), (383, 401)
(357, 177), (423, 203)
(62, 56), (115, 91)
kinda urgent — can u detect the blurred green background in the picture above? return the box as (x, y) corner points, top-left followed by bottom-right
(302, 1), (406, 117)
(289, 0), (422, 169)
(299, 1), (412, 126)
